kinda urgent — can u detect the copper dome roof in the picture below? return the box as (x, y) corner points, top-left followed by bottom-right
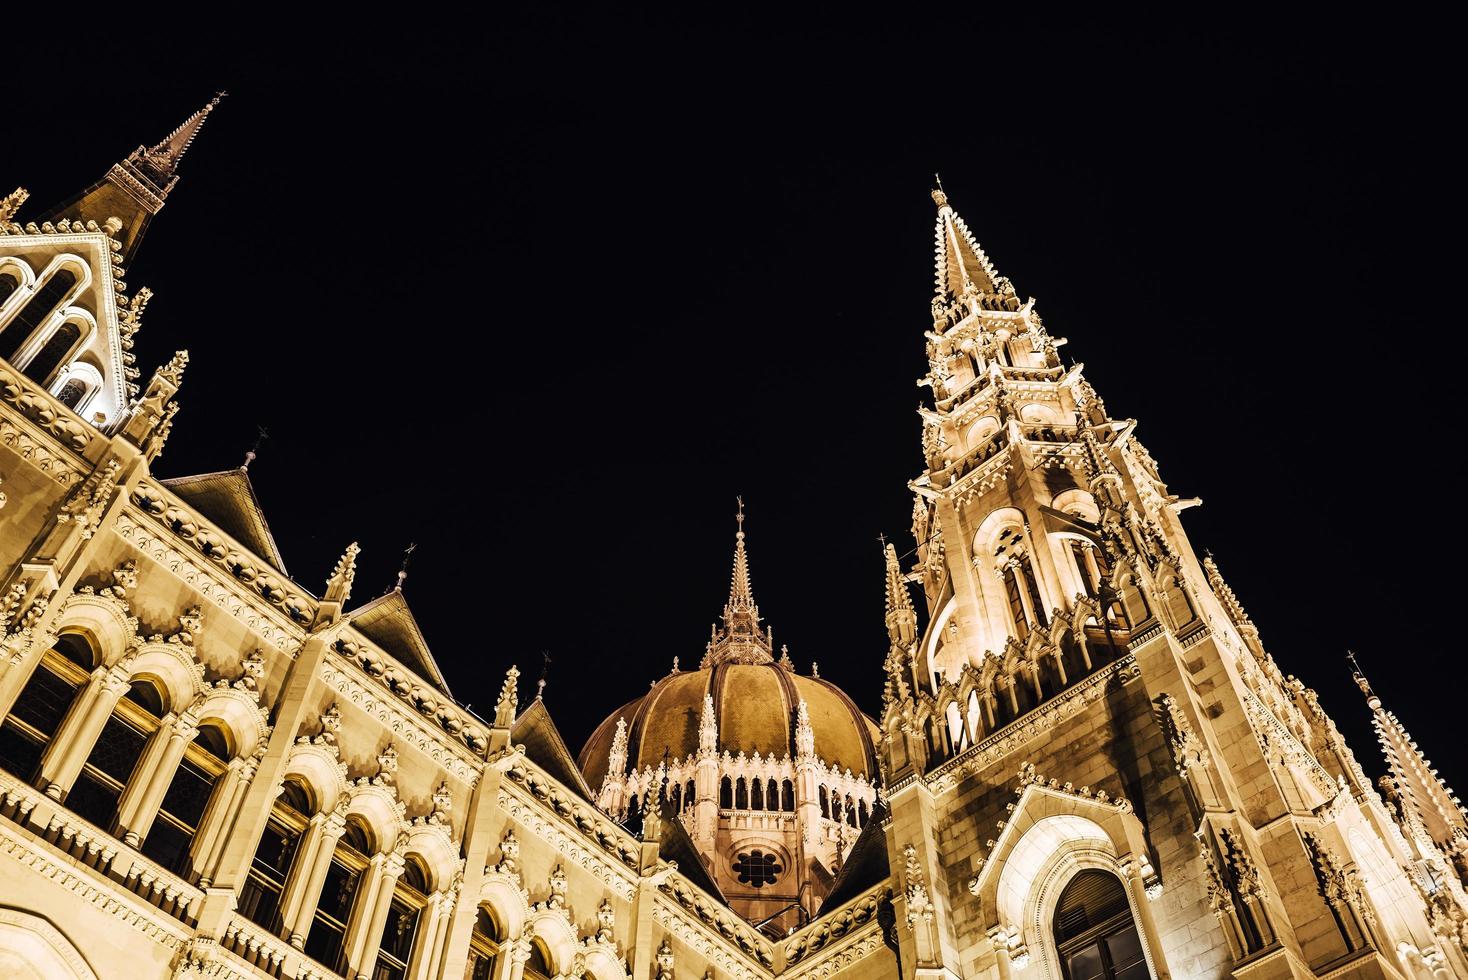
(578, 510), (879, 788)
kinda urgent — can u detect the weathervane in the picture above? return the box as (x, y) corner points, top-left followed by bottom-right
(393, 542), (416, 592)
(538, 651), (552, 698)
(242, 426), (268, 471)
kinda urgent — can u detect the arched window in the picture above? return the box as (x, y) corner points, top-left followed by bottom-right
(684, 779), (695, 808)
(23, 319), (83, 385)
(239, 778), (311, 930)
(0, 636), (93, 782)
(56, 377), (89, 409)
(819, 785), (830, 819)
(720, 776), (733, 809)
(767, 778), (778, 811)
(1163, 578), (1194, 630)
(0, 268), (77, 362)
(966, 690), (983, 742)
(141, 721), (230, 872)
(735, 777), (748, 810)
(1070, 540), (1099, 598)
(781, 779), (794, 811)
(524, 940), (553, 980)
(946, 701), (966, 752)
(66, 678), (163, 831)
(669, 782), (682, 812)
(1053, 870), (1147, 980)
(467, 906), (502, 980)
(375, 856), (429, 980)
(304, 819), (372, 969)
(858, 799), (869, 825)
(845, 795), (857, 827)
(750, 777), (763, 810)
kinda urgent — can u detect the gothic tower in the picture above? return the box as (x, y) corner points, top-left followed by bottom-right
(876, 186), (1468, 980)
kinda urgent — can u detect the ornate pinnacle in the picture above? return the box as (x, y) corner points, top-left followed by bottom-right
(324, 542), (360, 606)
(884, 542), (917, 647)
(494, 665), (520, 728)
(708, 500), (773, 664)
(698, 694), (718, 756)
(795, 699), (815, 759)
(608, 717), (629, 777)
(0, 187), (28, 222)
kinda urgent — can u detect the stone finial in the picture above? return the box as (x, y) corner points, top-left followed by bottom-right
(0, 187), (28, 222)
(429, 780), (452, 826)
(494, 665), (520, 728)
(324, 542), (360, 606)
(374, 742), (398, 785)
(656, 938), (675, 980)
(608, 717), (629, 777)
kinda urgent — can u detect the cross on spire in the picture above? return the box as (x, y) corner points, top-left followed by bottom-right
(706, 500), (773, 666)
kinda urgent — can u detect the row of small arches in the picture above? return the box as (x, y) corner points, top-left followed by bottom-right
(0, 259), (97, 406)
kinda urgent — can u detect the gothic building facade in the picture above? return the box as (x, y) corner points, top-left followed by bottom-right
(0, 104), (1465, 980)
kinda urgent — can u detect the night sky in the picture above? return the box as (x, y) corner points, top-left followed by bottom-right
(6, 24), (1459, 785)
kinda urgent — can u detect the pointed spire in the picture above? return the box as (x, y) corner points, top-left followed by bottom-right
(1352, 651), (1468, 861)
(131, 92), (226, 184)
(698, 694), (718, 757)
(41, 93), (226, 261)
(708, 499), (773, 664)
(324, 542), (360, 606)
(931, 182), (1018, 321)
(883, 541), (917, 647)
(608, 717), (629, 777)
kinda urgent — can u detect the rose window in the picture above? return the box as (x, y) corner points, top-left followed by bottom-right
(733, 850), (782, 888)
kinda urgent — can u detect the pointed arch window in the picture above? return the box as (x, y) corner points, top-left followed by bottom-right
(750, 777), (764, 810)
(781, 779), (794, 811)
(735, 777), (749, 810)
(684, 779), (695, 809)
(1053, 870), (1147, 980)
(0, 268), (77, 362)
(819, 785), (830, 819)
(720, 776), (733, 809)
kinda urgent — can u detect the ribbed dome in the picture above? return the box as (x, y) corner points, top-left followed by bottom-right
(578, 510), (879, 790)
(579, 661), (879, 790)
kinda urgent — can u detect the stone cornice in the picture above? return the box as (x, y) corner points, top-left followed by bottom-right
(320, 655), (482, 780)
(114, 507), (303, 652)
(781, 882), (887, 970)
(496, 781), (640, 902)
(0, 374), (95, 487)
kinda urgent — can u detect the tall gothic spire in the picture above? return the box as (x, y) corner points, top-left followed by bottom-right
(704, 500), (773, 666)
(1351, 654), (1468, 861)
(931, 181), (1019, 321)
(41, 93), (226, 262)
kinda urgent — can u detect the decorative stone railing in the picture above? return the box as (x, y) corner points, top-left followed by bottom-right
(0, 767), (203, 925)
(221, 913), (337, 980)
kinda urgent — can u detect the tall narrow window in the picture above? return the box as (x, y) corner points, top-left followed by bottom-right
(684, 779), (695, 808)
(467, 907), (502, 980)
(1020, 556), (1048, 627)
(305, 820), (371, 971)
(750, 777), (763, 810)
(375, 857), (428, 980)
(0, 269), (77, 361)
(0, 638), (92, 781)
(819, 785), (830, 819)
(1070, 540), (1098, 597)
(720, 776), (733, 809)
(143, 724), (230, 873)
(240, 780), (310, 930)
(781, 779), (794, 811)
(1054, 870), (1147, 980)
(66, 679), (161, 830)
(1004, 565), (1030, 644)
(22, 320), (82, 385)
(735, 777), (748, 810)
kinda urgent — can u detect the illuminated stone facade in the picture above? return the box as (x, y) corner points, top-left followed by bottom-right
(0, 107), (1465, 980)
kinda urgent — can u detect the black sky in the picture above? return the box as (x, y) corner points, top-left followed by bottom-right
(5, 22), (1460, 783)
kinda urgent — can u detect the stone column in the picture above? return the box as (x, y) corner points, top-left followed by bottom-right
(187, 757), (250, 886)
(344, 849), (405, 980)
(406, 887), (454, 980)
(280, 810), (347, 948)
(117, 711), (199, 847)
(36, 662), (131, 800)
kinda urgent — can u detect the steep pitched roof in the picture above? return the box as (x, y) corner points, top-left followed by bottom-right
(162, 468), (287, 573)
(821, 807), (890, 911)
(657, 806), (727, 904)
(511, 698), (594, 802)
(347, 589), (453, 697)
